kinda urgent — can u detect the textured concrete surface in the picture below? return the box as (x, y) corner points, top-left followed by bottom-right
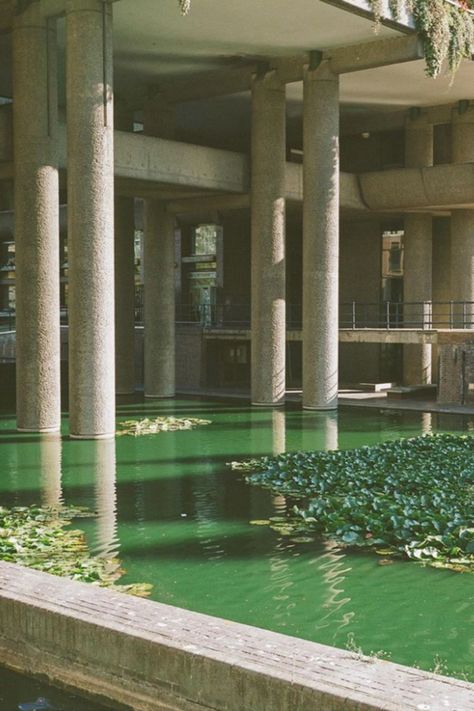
(12, 1), (61, 433)
(115, 196), (136, 395)
(403, 214), (432, 385)
(143, 97), (176, 399)
(250, 70), (286, 406)
(403, 116), (433, 386)
(66, 0), (116, 438)
(0, 562), (473, 711)
(303, 61), (339, 410)
(144, 202), (176, 398)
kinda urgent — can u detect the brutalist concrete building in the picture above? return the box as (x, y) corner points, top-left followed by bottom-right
(1, 0), (474, 437)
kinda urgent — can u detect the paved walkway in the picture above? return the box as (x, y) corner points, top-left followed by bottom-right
(175, 386), (474, 416)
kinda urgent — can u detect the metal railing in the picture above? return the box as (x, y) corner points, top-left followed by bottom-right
(3, 300), (474, 333)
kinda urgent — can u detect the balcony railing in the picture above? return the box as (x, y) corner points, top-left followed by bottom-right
(3, 300), (474, 335)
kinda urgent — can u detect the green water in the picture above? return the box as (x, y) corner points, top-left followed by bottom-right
(0, 400), (473, 682)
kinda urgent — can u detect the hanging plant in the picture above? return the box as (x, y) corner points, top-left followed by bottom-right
(370, 0), (474, 77)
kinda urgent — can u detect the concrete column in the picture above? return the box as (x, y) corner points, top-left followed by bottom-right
(143, 98), (176, 398)
(451, 104), (474, 325)
(114, 104), (136, 395)
(302, 61), (339, 410)
(403, 214), (432, 385)
(144, 203), (176, 397)
(250, 70), (286, 406)
(403, 113), (433, 385)
(404, 113), (433, 169)
(115, 196), (136, 394)
(12, 2), (60, 432)
(432, 218), (451, 380)
(66, 0), (115, 438)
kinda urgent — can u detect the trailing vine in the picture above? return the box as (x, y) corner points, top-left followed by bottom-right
(369, 0), (474, 77)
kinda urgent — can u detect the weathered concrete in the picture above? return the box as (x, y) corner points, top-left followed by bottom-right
(451, 105), (474, 328)
(403, 214), (432, 385)
(66, 0), (115, 438)
(115, 196), (136, 394)
(0, 562), (473, 711)
(144, 202), (176, 398)
(12, 1), (61, 432)
(303, 61), (339, 410)
(250, 71), (286, 406)
(403, 114), (433, 385)
(143, 97), (176, 399)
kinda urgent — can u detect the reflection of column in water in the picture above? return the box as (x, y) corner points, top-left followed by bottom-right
(193, 469), (225, 563)
(300, 411), (338, 452)
(40, 433), (62, 507)
(93, 439), (119, 558)
(421, 412), (432, 435)
(316, 542), (354, 635)
(272, 409), (286, 455)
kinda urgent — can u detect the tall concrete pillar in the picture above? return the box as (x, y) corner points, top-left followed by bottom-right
(13, 2), (60, 432)
(144, 203), (176, 398)
(451, 104), (474, 325)
(115, 196), (136, 394)
(143, 97), (176, 398)
(403, 113), (433, 385)
(303, 60), (339, 410)
(403, 214), (432, 384)
(250, 70), (286, 406)
(114, 104), (136, 395)
(66, 0), (115, 438)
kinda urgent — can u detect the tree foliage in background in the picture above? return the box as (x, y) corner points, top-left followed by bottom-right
(369, 0), (474, 76)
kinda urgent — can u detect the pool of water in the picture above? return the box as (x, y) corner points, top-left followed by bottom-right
(0, 666), (110, 710)
(0, 399), (473, 682)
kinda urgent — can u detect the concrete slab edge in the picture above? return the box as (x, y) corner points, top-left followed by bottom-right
(0, 562), (473, 711)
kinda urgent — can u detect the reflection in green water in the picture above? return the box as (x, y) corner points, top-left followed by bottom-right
(0, 401), (473, 682)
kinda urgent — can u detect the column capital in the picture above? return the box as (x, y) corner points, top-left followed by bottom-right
(65, 0), (110, 14)
(251, 67), (284, 92)
(304, 59), (338, 83)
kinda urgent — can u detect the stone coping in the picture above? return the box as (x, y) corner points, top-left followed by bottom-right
(0, 562), (473, 710)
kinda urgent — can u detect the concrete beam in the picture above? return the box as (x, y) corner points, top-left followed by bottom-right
(161, 35), (422, 103)
(0, 562), (473, 711)
(326, 35), (423, 75)
(114, 129), (250, 194)
(359, 162), (474, 211)
(320, 0), (414, 31)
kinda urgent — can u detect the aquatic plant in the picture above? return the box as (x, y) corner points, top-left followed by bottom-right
(117, 416), (211, 437)
(0, 504), (152, 596)
(232, 433), (474, 572)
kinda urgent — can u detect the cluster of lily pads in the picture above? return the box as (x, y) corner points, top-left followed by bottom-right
(0, 504), (152, 596)
(232, 433), (474, 572)
(117, 416), (211, 437)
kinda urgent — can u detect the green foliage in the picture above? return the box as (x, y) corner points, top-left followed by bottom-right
(0, 504), (152, 596)
(369, 0), (474, 77)
(233, 433), (474, 572)
(117, 416), (211, 437)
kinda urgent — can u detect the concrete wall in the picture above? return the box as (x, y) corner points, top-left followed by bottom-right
(0, 562), (472, 711)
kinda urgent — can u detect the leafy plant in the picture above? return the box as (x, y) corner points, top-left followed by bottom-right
(370, 0), (474, 76)
(0, 504), (152, 596)
(232, 433), (474, 572)
(117, 416), (211, 437)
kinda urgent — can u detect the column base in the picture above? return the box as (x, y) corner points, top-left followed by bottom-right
(251, 400), (285, 408)
(302, 404), (338, 411)
(144, 393), (176, 399)
(70, 432), (116, 441)
(17, 425), (61, 434)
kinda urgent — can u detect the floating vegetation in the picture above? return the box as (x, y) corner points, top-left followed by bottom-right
(0, 505), (152, 597)
(231, 434), (474, 572)
(117, 416), (211, 437)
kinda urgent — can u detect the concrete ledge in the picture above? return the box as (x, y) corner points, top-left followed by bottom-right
(0, 562), (473, 711)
